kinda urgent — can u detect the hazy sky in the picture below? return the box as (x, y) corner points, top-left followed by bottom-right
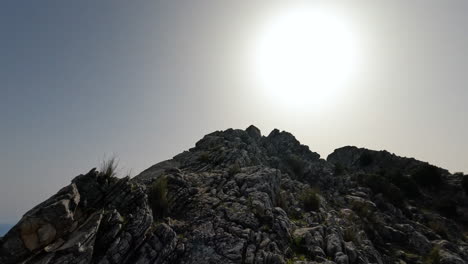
(1, 1), (467, 224)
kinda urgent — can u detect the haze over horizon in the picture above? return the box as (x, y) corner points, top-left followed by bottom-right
(1, 0), (468, 224)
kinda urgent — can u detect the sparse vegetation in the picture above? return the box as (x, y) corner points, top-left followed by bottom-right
(334, 162), (346, 176)
(359, 151), (374, 167)
(423, 247), (440, 264)
(412, 164), (442, 188)
(247, 196), (254, 210)
(435, 198), (458, 218)
(292, 236), (303, 248)
(299, 188), (320, 212)
(99, 157), (118, 178)
(148, 176), (169, 220)
(386, 171), (420, 198)
(462, 175), (468, 195)
(240, 133), (251, 144)
(286, 254), (307, 264)
(7, 127), (468, 263)
(286, 154), (306, 178)
(290, 214), (308, 226)
(228, 164), (241, 176)
(350, 199), (374, 219)
(288, 235), (308, 262)
(399, 251), (420, 263)
(343, 227), (359, 244)
(198, 151), (210, 163)
(427, 221), (448, 239)
(275, 189), (288, 209)
(260, 224), (271, 232)
(358, 174), (405, 207)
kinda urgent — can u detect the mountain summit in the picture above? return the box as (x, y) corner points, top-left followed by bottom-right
(1, 126), (467, 264)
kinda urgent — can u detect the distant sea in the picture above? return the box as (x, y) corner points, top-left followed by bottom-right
(0, 224), (13, 236)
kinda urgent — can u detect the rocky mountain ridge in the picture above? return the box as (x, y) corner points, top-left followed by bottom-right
(1, 125), (467, 264)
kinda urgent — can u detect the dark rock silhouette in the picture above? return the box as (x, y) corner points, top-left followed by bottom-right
(1, 126), (467, 263)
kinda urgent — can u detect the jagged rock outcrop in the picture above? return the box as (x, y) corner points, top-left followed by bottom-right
(1, 126), (467, 264)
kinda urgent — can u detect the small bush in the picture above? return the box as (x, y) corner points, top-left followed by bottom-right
(228, 164), (241, 176)
(198, 151), (210, 163)
(384, 184), (405, 208)
(275, 190), (288, 209)
(462, 175), (468, 195)
(289, 235), (308, 261)
(435, 199), (458, 218)
(387, 171), (420, 198)
(359, 151), (374, 167)
(286, 155), (306, 177)
(99, 157), (118, 178)
(343, 227), (358, 243)
(148, 177), (168, 220)
(358, 173), (381, 190)
(299, 188), (320, 212)
(424, 247), (440, 264)
(292, 236), (303, 249)
(334, 163), (346, 176)
(358, 174), (405, 207)
(240, 133), (251, 144)
(412, 164), (442, 188)
(351, 200), (374, 219)
(427, 221), (448, 239)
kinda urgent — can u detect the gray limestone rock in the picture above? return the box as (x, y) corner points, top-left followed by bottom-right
(1, 126), (467, 264)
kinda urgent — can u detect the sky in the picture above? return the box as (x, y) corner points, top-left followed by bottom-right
(1, 1), (467, 224)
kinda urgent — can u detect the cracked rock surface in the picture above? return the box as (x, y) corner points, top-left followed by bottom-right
(1, 125), (468, 264)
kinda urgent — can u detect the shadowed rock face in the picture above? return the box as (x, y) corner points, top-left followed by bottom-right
(1, 126), (468, 264)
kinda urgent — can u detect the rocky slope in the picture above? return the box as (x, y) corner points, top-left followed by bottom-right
(1, 125), (467, 264)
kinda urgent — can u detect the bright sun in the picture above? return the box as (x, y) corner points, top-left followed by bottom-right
(252, 6), (360, 110)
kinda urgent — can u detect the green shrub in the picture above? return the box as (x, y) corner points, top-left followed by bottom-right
(292, 236), (303, 248)
(286, 155), (306, 177)
(148, 177), (168, 220)
(435, 199), (458, 218)
(424, 247), (440, 264)
(286, 254), (307, 264)
(384, 184), (405, 208)
(289, 235), (308, 261)
(334, 163), (346, 176)
(387, 171), (420, 198)
(99, 157), (118, 178)
(359, 151), (374, 167)
(228, 164), (241, 176)
(412, 164), (442, 188)
(427, 221), (448, 239)
(198, 151), (210, 163)
(462, 175), (468, 195)
(275, 190), (287, 209)
(358, 173), (380, 190)
(343, 227), (358, 244)
(358, 174), (405, 207)
(350, 199), (374, 219)
(240, 133), (251, 144)
(299, 188), (320, 212)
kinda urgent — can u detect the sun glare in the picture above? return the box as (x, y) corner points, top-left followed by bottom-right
(252, 6), (360, 111)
